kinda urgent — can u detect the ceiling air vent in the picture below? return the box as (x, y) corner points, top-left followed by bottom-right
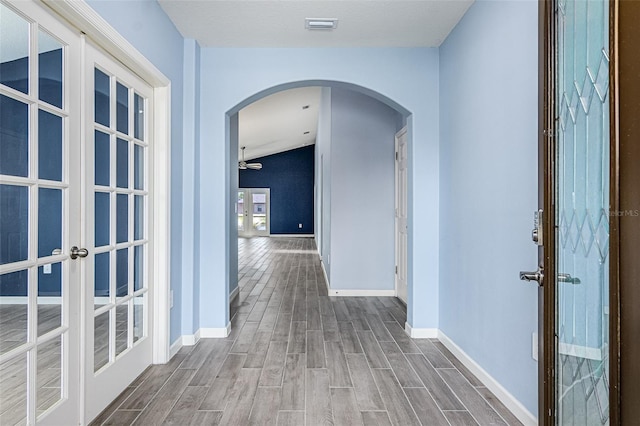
(305, 18), (338, 30)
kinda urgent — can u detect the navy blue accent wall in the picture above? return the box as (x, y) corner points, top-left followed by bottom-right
(239, 145), (315, 235)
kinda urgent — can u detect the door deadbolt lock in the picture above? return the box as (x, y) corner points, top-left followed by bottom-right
(70, 246), (89, 260)
(532, 209), (543, 246)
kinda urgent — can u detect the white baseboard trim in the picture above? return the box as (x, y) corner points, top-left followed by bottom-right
(182, 329), (201, 346)
(437, 331), (537, 426)
(558, 342), (602, 361)
(169, 338), (183, 359)
(328, 289), (396, 297)
(321, 260), (330, 292)
(320, 261), (394, 297)
(404, 323), (438, 338)
(199, 323), (231, 338)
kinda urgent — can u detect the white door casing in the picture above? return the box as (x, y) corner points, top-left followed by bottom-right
(395, 127), (408, 303)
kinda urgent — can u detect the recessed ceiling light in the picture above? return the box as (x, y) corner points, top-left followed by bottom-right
(305, 18), (338, 30)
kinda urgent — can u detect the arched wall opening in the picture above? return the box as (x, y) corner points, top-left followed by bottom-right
(195, 47), (441, 338)
(226, 80), (411, 330)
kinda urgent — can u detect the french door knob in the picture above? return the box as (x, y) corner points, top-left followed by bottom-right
(70, 246), (89, 259)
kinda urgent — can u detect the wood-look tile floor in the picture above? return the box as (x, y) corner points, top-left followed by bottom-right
(92, 237), (523, 426)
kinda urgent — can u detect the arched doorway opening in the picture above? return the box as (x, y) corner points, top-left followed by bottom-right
(225, 80), (413, 333)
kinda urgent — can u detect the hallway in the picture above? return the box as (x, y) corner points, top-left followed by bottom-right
(91, 237), (522, 425)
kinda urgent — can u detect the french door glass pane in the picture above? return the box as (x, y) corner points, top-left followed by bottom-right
(38, 110), (63, 181)
(0, 95), (29, 178)
(134, 93), (144, 140)
(133, 294), (144, 343)
(94, 68), (110, 127)
(556, 0), (610, 424)
(38, 262), (62, 336)
(116, 193), (128, 243)
(0, 354), (28, 424)
(36, 336), (62, 415)
(115, 304), (128, 356)
(38, 187), (62, 257)
(116, 82), (128, 134)
(116, 248), (128, 298)
(95, 192), (110, 247)
(94, 252), (109, 306)
(116, 138), (128, 189)
(0, 184), (28, 264)
(94, 311), (109, 372)
(0, 270), (28, 354)
(0, 3), (29, 94)
(134, 195), (143, 240)
(134, 245), (143, 291)
(134, 144), (144, 190)
(95, 130), (110, 186)
(38, 29), (63, 108)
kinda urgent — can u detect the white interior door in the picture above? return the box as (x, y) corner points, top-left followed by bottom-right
(0, 1), (81, 424)
(238, 188), (270, 237)
(83, 42), (154, 422)
(395, 128), (408, 303)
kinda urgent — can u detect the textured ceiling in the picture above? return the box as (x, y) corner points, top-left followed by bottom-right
(158, 1), (474, 48)
(157, 0), (474, 160)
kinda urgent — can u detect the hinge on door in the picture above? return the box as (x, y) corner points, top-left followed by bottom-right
(395, 151), (398, 161)
(395, 265), (398, 274)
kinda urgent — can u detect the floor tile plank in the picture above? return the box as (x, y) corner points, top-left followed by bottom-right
(345, 354), (385, 411)
(406, 353), (464, 410)
(331, 388), (363, 426)
(305, 369), (334, 426)
(371, 369), (421, 426)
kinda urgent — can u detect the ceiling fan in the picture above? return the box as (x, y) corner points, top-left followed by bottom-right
(239, 146), (262, 170)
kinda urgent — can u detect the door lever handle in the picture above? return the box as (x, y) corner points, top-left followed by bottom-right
(70, 246), (89, 260)
(520, 269), (543, 285)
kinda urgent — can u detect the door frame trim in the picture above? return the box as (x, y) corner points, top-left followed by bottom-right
(45, 0), (172, 365)
(613, 0), (640, 422)
(394, 126), (408, 303)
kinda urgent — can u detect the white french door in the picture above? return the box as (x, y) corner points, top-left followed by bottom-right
(0, 1), (155, 424)
(0, 1), (81, 424)
(238, 188), (270, 237)
(82, 43), (153, 422)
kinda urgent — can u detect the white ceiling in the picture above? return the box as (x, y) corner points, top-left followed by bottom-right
(158, 0), (474, 48)
(239, 87), (321, 161)
(157, 0), (474, 161)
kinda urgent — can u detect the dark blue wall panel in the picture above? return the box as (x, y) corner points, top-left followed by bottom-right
(239, 145), (315, 235)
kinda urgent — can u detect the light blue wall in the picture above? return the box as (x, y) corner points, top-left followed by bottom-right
(330, 89), (399, 291)
(182, 39), (200, 337)
(439, 0), (539, 416)
(86, 0), (186, 344)
(198, 48), (440, 330)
